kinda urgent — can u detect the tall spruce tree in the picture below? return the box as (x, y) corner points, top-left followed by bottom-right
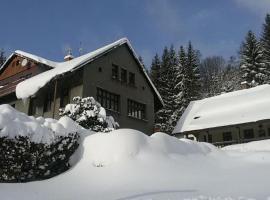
(170, 46), (185, 125)
(150, 54), (162, 88)
(155, 45), (180, 133)
(240, 30), (265, 87)
(0, 49), (6, 66)
(186, 41), (201, 101)
(261, 13), (270, 82)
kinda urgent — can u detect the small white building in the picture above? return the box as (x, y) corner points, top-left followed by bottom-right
(173, 84), (270, 146)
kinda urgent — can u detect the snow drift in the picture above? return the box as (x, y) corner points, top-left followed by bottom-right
(0, 104), (83, 144)
(86, 129), (216, 166)
(223, 139), (270, 152)
(0, 111), (270, 199)
(1, 128), (270, 199)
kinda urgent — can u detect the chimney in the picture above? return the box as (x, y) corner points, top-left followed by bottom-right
(64, 48), (74, 61)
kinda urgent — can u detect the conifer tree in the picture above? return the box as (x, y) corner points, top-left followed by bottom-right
(170, 46), (185, 125)
(240, 30), (265, 87)
(155, 45), (179, 133)
(186, 41), (201, 101)
(0, 49), (6, 66)
(150, 54), (162, 89)
(261, 13), (270, 82)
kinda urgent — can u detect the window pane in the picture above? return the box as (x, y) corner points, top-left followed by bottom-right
(121, 68), (127, 83)
(96, 88), (120, 112)
(223, 132), (232, 141)
(243, 129), (254, 139)
(129, 72), (135, 85)
(127, 99), (146, 120)
(112, 64), (119, 79)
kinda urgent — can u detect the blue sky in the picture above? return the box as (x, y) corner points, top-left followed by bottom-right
(1, 0), (270, 67)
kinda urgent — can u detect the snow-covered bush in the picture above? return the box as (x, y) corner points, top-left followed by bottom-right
(0, 133), (79, 182)
(59, 96), (119, 132)
(0, 104), (80, 182)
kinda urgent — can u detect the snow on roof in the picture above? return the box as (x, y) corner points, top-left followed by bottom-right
(15, 38), (163, 106)
(173, 84), (270, 134)
(0, 51), (57, 72)
(15, 50), (58, 68)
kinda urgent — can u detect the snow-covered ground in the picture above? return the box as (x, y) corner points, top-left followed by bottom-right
(1, 126), (270, 200)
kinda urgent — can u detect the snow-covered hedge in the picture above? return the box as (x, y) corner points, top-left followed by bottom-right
(0, 134), (79, 182)
(0, 105), (80, 182)
(59, 96), (119, 132)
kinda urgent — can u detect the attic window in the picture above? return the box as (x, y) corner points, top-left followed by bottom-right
(16, 60), (20, 66)
(129, 72), (135, 86)
(112, 64), (119, 79)
(194, 116), (200, 119)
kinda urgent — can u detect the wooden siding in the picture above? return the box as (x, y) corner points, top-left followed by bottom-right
(0, 55), (44, 97)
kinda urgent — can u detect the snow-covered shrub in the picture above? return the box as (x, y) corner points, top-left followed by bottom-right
(59, 96), (119, 132)
(0, 104), (80, 182)
(0, 133), (79, 182)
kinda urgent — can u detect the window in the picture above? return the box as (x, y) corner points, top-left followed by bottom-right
(129, 72), (135, 86)
(97, 88), (120, 112)
(60, 88), (69, 108)
(223, 132), (232, 141)
(127, 99), (146, 120)
(112, 64), (119, 79)
(44, 91), (53, 112)
(203, 135), (207, 142)
(258, 128), (266, 137)
(208, 134), (213, 143)
(268, 128), (270, 136)
(98, 67), (102, 72)
(16, 60), (20, 66)
(28, 98), (37, 116)
(121, 68), (127, 83)
(243, 129), (254, 139)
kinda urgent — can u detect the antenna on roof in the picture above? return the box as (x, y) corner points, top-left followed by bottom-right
(64, 47), (74, 61)
(78, 42), (84, 56)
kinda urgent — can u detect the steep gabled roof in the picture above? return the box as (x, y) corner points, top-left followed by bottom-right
(15, 38), (164, 108)
(15, 50), (58, 68)
(173, 84), (270, 134)
(0, 51), (56, 73)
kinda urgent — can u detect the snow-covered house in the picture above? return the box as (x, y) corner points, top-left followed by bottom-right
(173, 85), (270, 146)
(0, 38), (163, 134)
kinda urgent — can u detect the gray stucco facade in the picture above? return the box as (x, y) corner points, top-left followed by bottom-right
(1, 43), (161, 135)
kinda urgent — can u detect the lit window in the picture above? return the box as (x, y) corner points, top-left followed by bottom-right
(127, 99), (146, 120)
